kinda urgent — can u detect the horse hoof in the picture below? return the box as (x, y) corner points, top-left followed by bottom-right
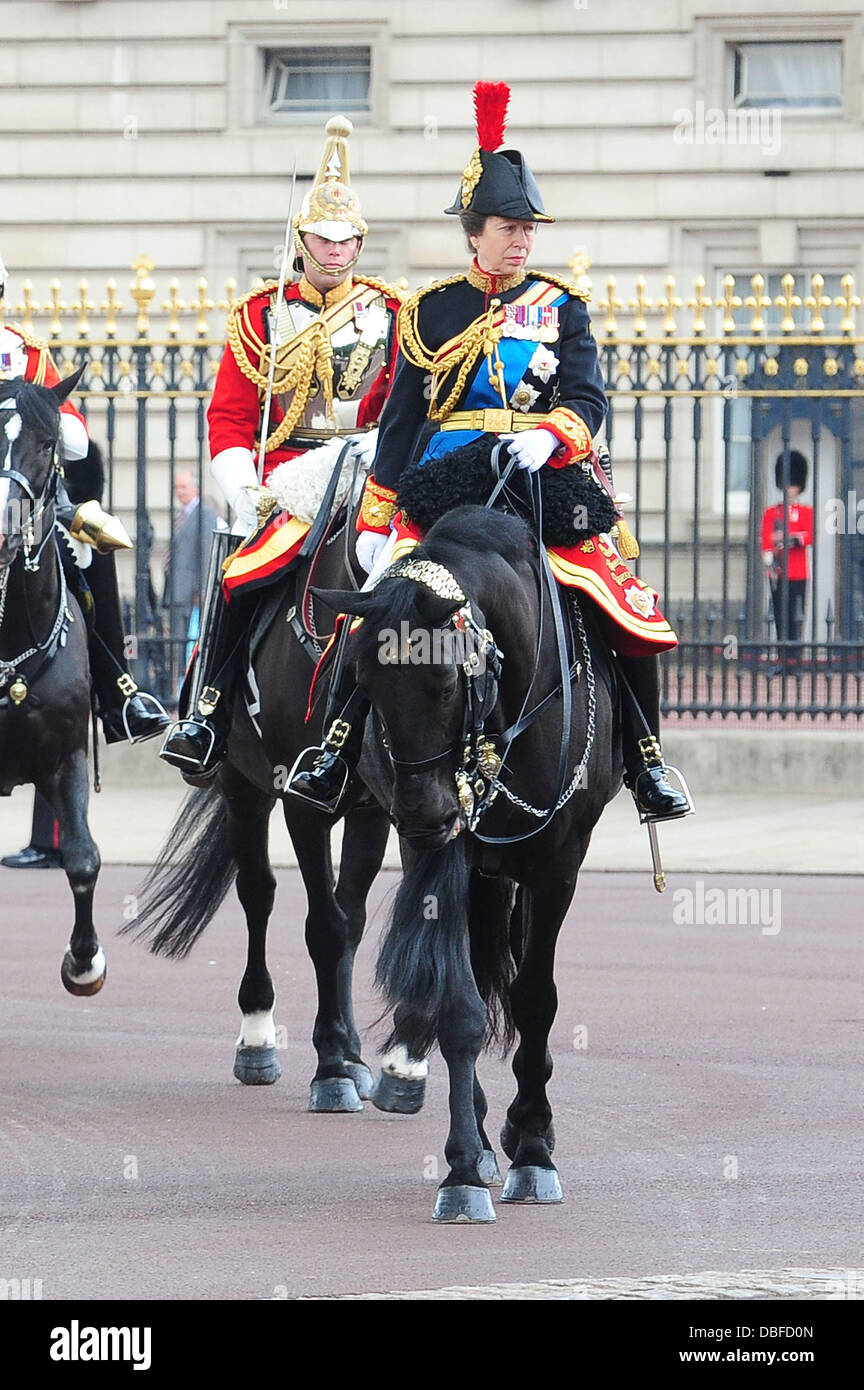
(308, 1077), (363, 1113)
(478, 1149), (503, 1186)
(344, 1062), (374, 1100)
(432, 1185), (496, 1224)
(60, 948), (106, 997)
(371, 1071), (426, 1114)
(233, 1045), (282, 1085)
(500, 1165), (563, 1204)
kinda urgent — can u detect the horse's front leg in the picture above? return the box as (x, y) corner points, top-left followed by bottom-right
(284, 801), (363, 1113)
(432, 987), (495, 1223)
(42, 753), (104, 996)
(222, 767), (281, 1085)
(333, 802), (391, 1100)
(500, 873), (578, 1205)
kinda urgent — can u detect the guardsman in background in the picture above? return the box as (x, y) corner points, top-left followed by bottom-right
(160, 116), (402, 780)
(761, 450), (814, 646)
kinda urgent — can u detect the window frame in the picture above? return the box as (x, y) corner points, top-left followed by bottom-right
(730, 39), (844, 112)
(228, 21), (387, 131)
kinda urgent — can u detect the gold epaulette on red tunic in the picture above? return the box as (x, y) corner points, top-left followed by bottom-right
(7, 323), (51, 384)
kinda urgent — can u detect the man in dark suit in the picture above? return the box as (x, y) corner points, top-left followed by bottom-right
(162, 471), (219, 700)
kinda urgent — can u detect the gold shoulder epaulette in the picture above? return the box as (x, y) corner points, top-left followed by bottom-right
(397, 275), (467, 369)
(355, 273), (407, 304)
(9, 322), (50, 352)
(224, 280), (280, 388)
(532, 271), (591, 304)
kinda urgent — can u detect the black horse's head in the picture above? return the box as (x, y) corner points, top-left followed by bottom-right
(317, 507), (535, 850)
(0, 367), (85, 569)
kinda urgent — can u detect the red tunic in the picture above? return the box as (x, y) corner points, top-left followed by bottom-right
(208, 275), (401, 484)
(760, 502), (813, 581)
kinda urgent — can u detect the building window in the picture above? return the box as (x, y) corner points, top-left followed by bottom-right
(262, 46), (371, 120)
(731, 41), (843, 110)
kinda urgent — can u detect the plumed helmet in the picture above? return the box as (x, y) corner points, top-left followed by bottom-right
(294, 115), (368, 245)
(775, 450), (808, 491)
(445, 81), (554, 223)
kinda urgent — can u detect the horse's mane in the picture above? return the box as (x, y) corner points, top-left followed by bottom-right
(0, 378), (62, 438)
(350, 506), (534, 664)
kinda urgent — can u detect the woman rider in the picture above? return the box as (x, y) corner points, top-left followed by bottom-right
(289, 82), (689, 822)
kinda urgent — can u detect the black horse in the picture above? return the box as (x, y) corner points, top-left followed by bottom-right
(317, 505), (622, 1221)
(125, 499), (411, 1111)
(0, 371), (106, 995)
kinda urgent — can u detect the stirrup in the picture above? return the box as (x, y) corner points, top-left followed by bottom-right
(284, 746), (350, 813)
(121, 690), (170, 744)
(630, 764), (695, 896)
(159, 718), (217, 772)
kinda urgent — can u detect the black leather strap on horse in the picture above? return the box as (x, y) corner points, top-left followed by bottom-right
(470, 447), (578, 845)
(286, 439), (358, 661)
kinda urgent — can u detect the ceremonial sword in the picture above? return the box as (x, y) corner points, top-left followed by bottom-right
(257, 159), (298, 486)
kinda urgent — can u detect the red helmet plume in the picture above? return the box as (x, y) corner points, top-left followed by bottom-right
(473, 81), (510, 153)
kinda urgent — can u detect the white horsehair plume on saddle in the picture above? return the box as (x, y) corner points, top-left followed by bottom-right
(265, 432), (376, 525)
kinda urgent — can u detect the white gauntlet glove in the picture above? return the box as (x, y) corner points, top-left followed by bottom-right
(504, 427), (558, 473)
(345, 428), (379, 470)
(356, 530), (389, 575)
(211, 446), (261, 535)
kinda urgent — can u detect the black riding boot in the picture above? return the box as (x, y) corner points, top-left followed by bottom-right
(618, 653), (691, 820)
(0, 790), (63, 869)
(287, 679), (370, 813)
(84, 551), (170, 744)
(160, 585), (248, 781)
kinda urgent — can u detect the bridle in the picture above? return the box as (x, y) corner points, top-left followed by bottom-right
(372, 450), (597, 844)
(0, 395), (71, 708)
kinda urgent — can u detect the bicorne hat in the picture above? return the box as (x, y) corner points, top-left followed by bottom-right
(445, 82), (554, 224)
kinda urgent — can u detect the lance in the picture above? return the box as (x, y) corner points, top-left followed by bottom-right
(257, 160), (298, 485)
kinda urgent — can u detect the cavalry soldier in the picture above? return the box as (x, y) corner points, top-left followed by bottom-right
(161, 116), (402, 780)
(0, 255), (169, 868)
(289, 82), (691, 822)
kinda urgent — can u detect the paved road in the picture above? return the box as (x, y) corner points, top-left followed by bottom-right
(1, 867), (861, 1301)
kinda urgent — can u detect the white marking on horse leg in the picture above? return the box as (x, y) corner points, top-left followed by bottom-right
(236, 1008), (276, 1049)
(66, 945), (106, 985)
(380, 1044), (429, 1080)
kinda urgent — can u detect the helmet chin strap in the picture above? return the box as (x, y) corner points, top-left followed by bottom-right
(294, 229), (364, 280)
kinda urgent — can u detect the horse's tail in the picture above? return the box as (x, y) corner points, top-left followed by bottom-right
(120, 786), (236, 959)
(375, 839), (514, 1058)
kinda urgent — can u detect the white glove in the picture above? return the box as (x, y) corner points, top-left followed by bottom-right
(345, 428), (379, 469)
(356, 530), (389, 574)
(59, 412), (89, 462)
(504, 427), (558, 473)
(211, 446), (260, 534)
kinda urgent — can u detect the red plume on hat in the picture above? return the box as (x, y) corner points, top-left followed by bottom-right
(473, 81), (510, 152)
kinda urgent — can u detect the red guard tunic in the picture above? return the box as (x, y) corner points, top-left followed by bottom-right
(209, 274), (401, 481)
(0, 324), (88, 443)
(760, 501), (813, 581)
(211, 274), (401, 596)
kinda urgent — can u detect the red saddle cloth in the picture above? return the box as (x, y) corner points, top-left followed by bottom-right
(389, 515), (677, 658)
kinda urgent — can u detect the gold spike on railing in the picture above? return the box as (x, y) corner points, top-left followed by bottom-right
(599, 276), (622, 337)
(73, 279), (96, 338)
(162, 280), (187, 337)
(568, 246), (592, 296)
(15, 282), (39, 333)
(656, 276), (681, 335)
(130, 254), (156, 338)
(190, 277), (214, 337)
(687, 276), (712, 336)
(217, 278), (238, 312)
(834, 274), (860, 335)
(627, 276), (652, 336)
(745, 274), (771, 334)
(718, 275), (742, 333)
(47, 282), (67, 338)
(100, 280), (123, 337)
(804, 273), (832, 335)
(775, 273), (801, 334)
